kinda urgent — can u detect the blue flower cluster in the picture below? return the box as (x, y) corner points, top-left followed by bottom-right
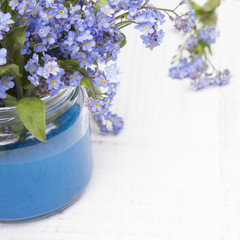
(169, 26), (230, 90)
(186, 27), (219, 49)
(134, 8), (166, 50)
(0, 0), (194, 134)
(174, 6), (195, 33)
(169, 56), (231, 90)
(198, 28), (219, 45)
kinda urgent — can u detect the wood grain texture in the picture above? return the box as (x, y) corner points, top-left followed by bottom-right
(0, 0), (239, 239)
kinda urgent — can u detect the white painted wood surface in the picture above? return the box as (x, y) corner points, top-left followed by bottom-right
(1, 0), (240, 239)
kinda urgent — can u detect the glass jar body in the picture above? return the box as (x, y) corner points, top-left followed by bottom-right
(0, 87), (93, 222)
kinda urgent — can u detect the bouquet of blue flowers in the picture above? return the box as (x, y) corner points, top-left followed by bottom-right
(169, 0), (231, 90)
(0, 0), (193, 141)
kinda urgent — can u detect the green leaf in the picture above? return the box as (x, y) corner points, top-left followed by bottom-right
(81, 76), (101, 95)
(2, 94), (18, 107)
(206, 44), (213, 55)
(120, 33), (127, 48)
(95, 0), (108, 10)
(202, 0), (220, 12)
(24, 83), (33, 89)
(194, 40), (213, 56)
(16, 98), (46, 142)
(190, 1), (202, 12)
(60, 59), (86, 73)
(0, 64), (22, 77)
(6, 25), (26, 76)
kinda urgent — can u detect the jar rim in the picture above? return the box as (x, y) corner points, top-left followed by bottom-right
(0, 87), (76, 112)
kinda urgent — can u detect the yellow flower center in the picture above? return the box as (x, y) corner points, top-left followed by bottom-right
(95, 103), (99, 107)
(144, 26), (148, 30)
(46, 34), (50, 39)
(52, 79), (56, 84)
(72, 76), (76, 80)
(72, 45), (76, 49)
(86, 42), (90, 46)
(30, 67), (34, 72)
(14, 1), (17, 4)
(50, 67), (54, 71)
(23, 5), (26, 9)
(59, 10), (64, 14)
(3, 80), (7, 84)
(105, 10), (109, 14)
(20, 20), (24, 24)
(83, 58), (86, 62)
(100, 80), (104, 84)
(102, 19), (106, 23)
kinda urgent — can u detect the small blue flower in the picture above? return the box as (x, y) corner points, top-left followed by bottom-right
(0, 76), (15, 97)
(69, 71), (83, 87)
(105, 64), (119, 80)
(100, 5), (114, 17)
(110, 114), (124, 133)
(98, 124), (109, 134)
(25, 59), (38, 74)
(9, 0), (19, 10)
(35, 25), (51, 38)
(33, 43), (47, 53)
(93, 75), (108, 88)
(138, 22), (154, 36)
(56, 4), (68, 19)
(64, 31), (76, 46)
(27, 74), (39, 86)
(77, 30), (93, 42)
(97, 14), (112, 29)
(45, 61), (60, 76)
(91, 100), (105, 113)
(46, 75), (62, 90)
(37, 66), (51, 79)
(82, 39), (95, 52)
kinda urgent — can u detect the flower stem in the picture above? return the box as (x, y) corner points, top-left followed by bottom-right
(141, 6), (181, 18)
(15, 76), (23, 100)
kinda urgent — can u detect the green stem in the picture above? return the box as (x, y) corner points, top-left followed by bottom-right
(15, 76), (24, 100)
(118, 23), (133, 30)
(115, 20), (135, 29)
(142, 0), (150, 8)
(0, 0), (7, 9)
(141, 6), (181, 18)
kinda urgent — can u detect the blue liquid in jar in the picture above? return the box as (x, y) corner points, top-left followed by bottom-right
(0, 104), (93, 221)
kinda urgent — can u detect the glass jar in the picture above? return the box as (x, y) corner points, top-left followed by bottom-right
(0, 86), (93, 222)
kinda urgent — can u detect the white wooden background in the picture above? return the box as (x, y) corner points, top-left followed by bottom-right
(1, 0), (240, 239)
